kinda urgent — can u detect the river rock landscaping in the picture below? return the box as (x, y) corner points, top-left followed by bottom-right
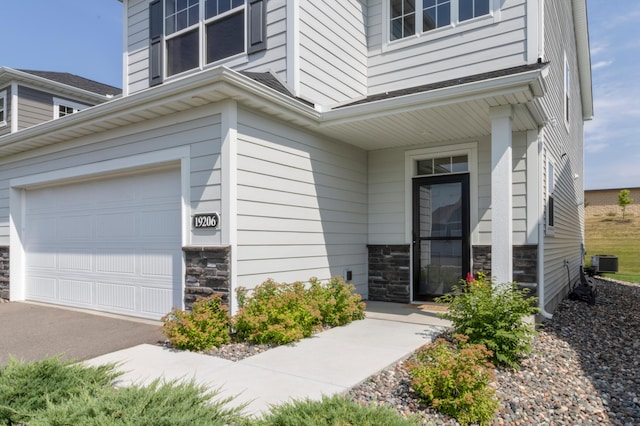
(347, 278), (640, 425)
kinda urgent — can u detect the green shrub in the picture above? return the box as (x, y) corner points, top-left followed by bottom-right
(308, 276), (366, 327)
(0, 357), (120, 424)
(234, 280), (322, 345)
(161, 294), (231, 351)
(246, 394), (419, 426)
(436, 273), (539, 369)
(30, 378), (242, 426)
(408, 335), (499, 426)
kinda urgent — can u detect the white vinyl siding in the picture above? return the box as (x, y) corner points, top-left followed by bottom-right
(298, 0), (367, 104)
(368, 135), (529, 246)
(236, 108), (368, 294)
(536, 0), (585, 311)
(367, 0), (528, 94)
(0, 107), (223, 250)
(125, 0), (288, 95)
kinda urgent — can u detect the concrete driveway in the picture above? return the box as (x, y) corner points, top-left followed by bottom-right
(0, 302), (164, 365)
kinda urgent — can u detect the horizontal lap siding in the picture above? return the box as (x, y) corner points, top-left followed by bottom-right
(0, 108), (223, 247)
(16, 87), (52, 131)
(369, 136), (528, 246)
(125, 0), (288, 94)
(367, 0), (528, 94)
(236, 109), (367, 294)
(299, 0), (367, 104)
(539, 0), (585, 309)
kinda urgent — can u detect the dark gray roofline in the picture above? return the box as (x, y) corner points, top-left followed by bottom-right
(339, 63), (549, 108)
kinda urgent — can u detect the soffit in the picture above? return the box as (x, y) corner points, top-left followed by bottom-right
(0, 65), (546, 157)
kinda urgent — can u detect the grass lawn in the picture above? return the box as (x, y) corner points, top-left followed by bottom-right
(584, 214), (640, 283)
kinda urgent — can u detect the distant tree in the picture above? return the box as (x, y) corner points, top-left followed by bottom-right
(618, 189), (633, 219)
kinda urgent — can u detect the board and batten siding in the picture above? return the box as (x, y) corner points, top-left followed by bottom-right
(0, 107), (223, 249)
(366, 0), (529, 94)
(368, 135), (530, 247)
(536, 0), (585, 311)
(298, 0), (367, 104)
(125, 0), (288, 95)
(235, 108), (368, 295)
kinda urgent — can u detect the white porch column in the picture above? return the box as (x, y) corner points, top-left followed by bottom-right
(490, 105), (513, 284)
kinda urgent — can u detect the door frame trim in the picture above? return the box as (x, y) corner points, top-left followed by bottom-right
(404, 142), (478, 302)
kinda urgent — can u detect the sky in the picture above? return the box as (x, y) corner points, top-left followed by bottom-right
(1, 0), (639, 190)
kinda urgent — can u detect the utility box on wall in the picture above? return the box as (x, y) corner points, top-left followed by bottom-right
(591, 255), (618, 274)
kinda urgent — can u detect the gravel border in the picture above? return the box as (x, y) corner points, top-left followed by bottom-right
(347, 278), (640, 425)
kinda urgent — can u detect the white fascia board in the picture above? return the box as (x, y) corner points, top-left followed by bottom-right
(572, 0), (593, 120)
(0, 67), (319, 157)
(319, 67), (548, 127)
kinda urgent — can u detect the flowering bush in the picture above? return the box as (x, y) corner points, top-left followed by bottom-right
(308, 276), (366, 327)
(436, 273), (539, 368)
(161, 294), (230, 351)
(408, 335), (498, 425)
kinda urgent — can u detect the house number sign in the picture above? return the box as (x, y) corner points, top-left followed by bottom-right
(193, 213), (220, 229)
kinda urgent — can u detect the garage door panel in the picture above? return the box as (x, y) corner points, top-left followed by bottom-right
(58, 280), (92, 304)
(24, 168), (182, 320)
(96, 282), (136, 311)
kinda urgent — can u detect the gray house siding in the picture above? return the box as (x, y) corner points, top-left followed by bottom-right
(366, 0), (530, 95)
(298, 0), (367, 104)
(16, 86), (53, 131)
(236, 107), (368, 295)
(537, 0), (586, 312)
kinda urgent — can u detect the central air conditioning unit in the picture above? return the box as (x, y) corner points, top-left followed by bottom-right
(591, 255), (618, 274)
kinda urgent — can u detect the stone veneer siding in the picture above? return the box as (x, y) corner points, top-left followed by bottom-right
(183, 246), (231, 310)
(473, 245), (538, 293)
(0, 246), (8, 300)
(367, 245), (411, 303)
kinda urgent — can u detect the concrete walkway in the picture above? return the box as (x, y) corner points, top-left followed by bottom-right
(87, 303), (450, 417)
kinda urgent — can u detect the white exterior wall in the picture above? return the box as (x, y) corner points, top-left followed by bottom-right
(298, 0), (368, 104)
(124, 0), (288, 95)
(236, 108), (368, 295)
(367, 135), (530, 247)
(0, 106), (223, 249)
(538, 0), (585, 311)
(366, 0), (529, 94)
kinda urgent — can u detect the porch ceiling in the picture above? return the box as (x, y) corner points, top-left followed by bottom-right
(317, 99), (541, 151)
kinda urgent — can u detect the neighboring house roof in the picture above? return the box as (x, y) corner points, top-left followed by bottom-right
(18, 70), (121, 97)
(0, 67), (120, 105)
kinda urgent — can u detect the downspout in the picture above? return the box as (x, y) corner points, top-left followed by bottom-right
(537, 136), (553, 319)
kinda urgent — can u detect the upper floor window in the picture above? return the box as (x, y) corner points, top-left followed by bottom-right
(151, 0), (266, 84)
(53, 98), (88, 119)
(0, 90), (6, 126)
(390, 0), (491, 41)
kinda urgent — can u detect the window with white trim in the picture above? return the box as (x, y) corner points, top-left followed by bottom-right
(150, 0), (266, 84)
(0, 90), (6, 126)
(53, 98), (88, 119)
(390, 0), (492, 41)
(564, 53), (570, 125)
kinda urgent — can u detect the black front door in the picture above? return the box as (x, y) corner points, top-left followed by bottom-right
(412, 174), (470, 300)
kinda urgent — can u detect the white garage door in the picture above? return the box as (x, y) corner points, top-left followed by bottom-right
(24, 167), (182, 320)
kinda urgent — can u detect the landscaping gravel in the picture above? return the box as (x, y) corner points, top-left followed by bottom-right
(347, 278), (640, 425)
